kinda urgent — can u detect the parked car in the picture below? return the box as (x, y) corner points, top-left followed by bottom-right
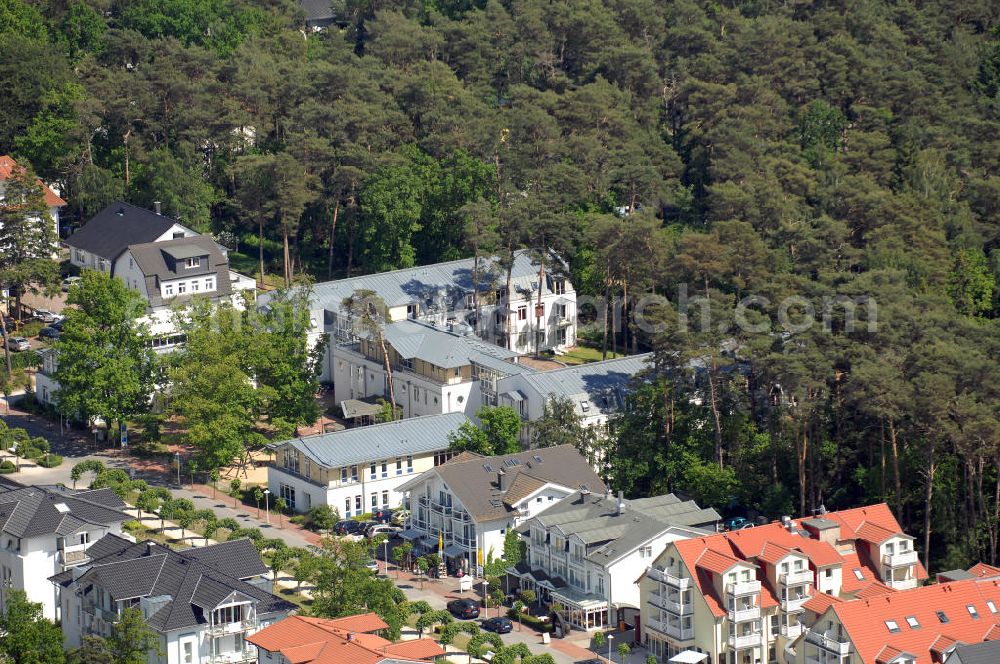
(723, 516), (748, 531)
(61, 276), (82, 292)
(447, 599), (480, 620)
(38, 326), (61, 340)
(391, 509), (410, 527)
(364, 559), (379, 573)
(372, 507), (395, 523)
(334, 520), (363, 535)
(4, 337), (29, 352)
(367, 524), (402, 539)
(33, 309), (58, 323)
(481, 616), (513, 634)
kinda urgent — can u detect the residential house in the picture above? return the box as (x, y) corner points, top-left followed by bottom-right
(260, 249), (576, 383)
(496, 353), (651, 445)
(0, 478), (130, 620)
(0, 155), (66, 254)
(512, 489), (719, 631)
(396, 444), (604, 576)
(34, 347), (58, 407)
(796, 576), (1000, 664)
(248, 613), (446, 664)
(52, 534), (295, 664)
(266, 412), (469, 516)
(331, 318), (531, 419)
(300, 0), (339, 29)
(639, 504), (927, 664)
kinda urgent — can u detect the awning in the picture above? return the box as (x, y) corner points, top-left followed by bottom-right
(502, 390), (524, 402)
(554, 297), (572, 305)
(400, 529), (423, 541)
(669, 651), (708, 664)
(443, 544), (466, 558)
(340, 399), (383, 419)
(551, 587), (607, 611)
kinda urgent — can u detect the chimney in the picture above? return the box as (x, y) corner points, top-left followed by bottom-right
(154, 201), (161, 215)
(497, 468), (506, 491)
(782, 515), (793, 531)
(617, 490), (626, 515)
(347, 633), (354, 642)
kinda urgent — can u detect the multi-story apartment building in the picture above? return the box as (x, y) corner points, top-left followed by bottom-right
(331, 318), (531, 419)
(0, 477), (129, 620)
(397, 445), (604, 576)
(52, 534), (294, 664)
(639, 504), (927, 664)
(796, 574), (1000, 664)
(266, 412), (468, 515)
(261, 249), (576, 383)
(513, 489), (718, 632)
(249, 613), (446, 664)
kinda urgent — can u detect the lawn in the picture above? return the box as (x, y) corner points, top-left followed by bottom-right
(559, 344), (627, 365)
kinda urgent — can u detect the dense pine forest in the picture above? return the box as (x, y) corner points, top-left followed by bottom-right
(2, 0), (999, 571)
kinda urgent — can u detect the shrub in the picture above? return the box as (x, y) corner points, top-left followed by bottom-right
(0, 460), (15, 474)
(517, 613), (553, 633)
(438, 621), (479, 645)
(306, 504), (339, 531)
(466, 633), (503, 658)
(37, 454), (63, 468)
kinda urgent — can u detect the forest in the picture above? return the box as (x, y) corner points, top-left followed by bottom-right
(1, 0), (999, 571)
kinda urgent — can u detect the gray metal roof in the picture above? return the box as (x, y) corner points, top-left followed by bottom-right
(950, 641), (1000, 664)
(515, 354), (652, 415)
(527, 490), (719, 567)
(265, 249), (564, 314)
(277, 412), (469, 470)
(161, 243), (209, 260)
(52, 535), (293, 633)
(381, 319), (519, 369)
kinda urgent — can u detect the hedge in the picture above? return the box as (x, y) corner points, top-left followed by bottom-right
(37, 454), (63, 468)
(507, 610), (553, 633)
(0, 461), (16, 474)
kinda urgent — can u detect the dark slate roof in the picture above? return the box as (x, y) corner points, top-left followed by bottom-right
(0, 480), (129, 538)
(301, 0), (335, 23)
(65, 202), (183, 261)
(52, 535), (294, 633)
(127, 236), (233, 308)
(182, 538), (268, 580)
(950, 641), (1000, 664)
(402, 445), (605, 522)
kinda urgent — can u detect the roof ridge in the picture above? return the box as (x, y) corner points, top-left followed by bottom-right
(312, 249), (535, 288)
(295, 411), (465, 442)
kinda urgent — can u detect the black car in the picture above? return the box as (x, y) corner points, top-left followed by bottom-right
(481, 616), (513, 634)
(334, 520), (364, 536)
(39, 326), (61, 340)
(372, 507), (395, 523)
(447, 598), (480, 619)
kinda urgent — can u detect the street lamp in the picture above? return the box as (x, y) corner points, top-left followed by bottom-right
(383, 537), (390, 577)
(263, 489), (271, 524)
(174, 452), (181, 486)
(482, 579), (489, 618)
(607, 633), (614, 663)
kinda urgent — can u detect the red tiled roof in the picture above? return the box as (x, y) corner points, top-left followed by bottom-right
(831, 577), (1000, 664)
(818, 503), (903, 540)
(928, 635), (957, 655)
(0, 155), (66, 207)
(840, 551), (877, 593)
(695, 548), (744, 575)
(875, 645), (907, 663)
(984, 624), (1000, 640)
(854, 581), (896, 600)
(803, 593), (842, 615)
(969, 563), (1000, 579)
(855, 521), (899, 545)
(247, 615), (438, 664)
(757, 542), (794, 565)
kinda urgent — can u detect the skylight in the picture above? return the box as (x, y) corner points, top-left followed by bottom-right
(852, 569), (864, 580)
(936, 610), (949, 624)
(987, 600), (998, 614)
(905, 616), (919, 629)
(885, 620), (900, 633)
(967, 604), (979, 619)
(54, 503), (70, 513)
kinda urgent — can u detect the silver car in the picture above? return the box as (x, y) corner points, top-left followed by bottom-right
(4, 337), (29, 352)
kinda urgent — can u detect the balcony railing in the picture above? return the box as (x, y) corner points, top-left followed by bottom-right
(727, 632), (762, 649)
(882, 549), (918, 567)
(61, 543), (90, 567)
(648, 593), (691, 615)
(647, 567), (690, 589)
(208, 619), (255, 637)
(728, 606), (761, 622)
(782, 623), (805, 639)
(781, 595), (810, 612)
(453, 509), (471, 523)
(418, 496), (429, 507)
(726, 580), (762, 596)
(646, 618), (693, 641)
(208, 651), (257, 664)
(780, 569), (814, 586)
(805, 631), (851, 655)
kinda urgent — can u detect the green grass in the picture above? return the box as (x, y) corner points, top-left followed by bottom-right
(228, 251), (283, 289)
(559, 343), (626, 365)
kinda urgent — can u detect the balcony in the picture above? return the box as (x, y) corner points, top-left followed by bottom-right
(418, 496), (429, 507)
(647, 567), (690, 589)
(728, 606), (760, 622)
(805, 630), (851, 655)
(882, 549), (918, 568)
(782, 623), (805, 639)
(208, 651), (257, 664)
(60, 543), (90, 567)
(781, 594), (810, 612)
(646, 618), (693, 641)
(453, 509), (471, 523)
(208, 620), (255, 637)
(727, 632), (762, 650)
(780, 569), (814, 586)
(726, 579), (762, 596)
(648, 593), (691, 615)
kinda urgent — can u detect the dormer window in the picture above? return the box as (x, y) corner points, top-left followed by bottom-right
(185, 257), (199, 268)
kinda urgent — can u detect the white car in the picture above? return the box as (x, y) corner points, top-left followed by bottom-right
(367, 524), (402, 539)
(61, 276), (82, 292)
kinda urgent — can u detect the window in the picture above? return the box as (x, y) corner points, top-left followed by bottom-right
(351, 465), (358, 481)
(406, 304), (418, 319)
(355, 495), (362, 511)
(191, 280), (200, 292)
(905, 616), (919, 629)
(381, 460), (387, 478)
(639, 546), (653, 559)
(396, 457), (403, 475)
(967, 604), (980, 619)
(165, 283), (174, 297)
(885, 620), (900, 633)
(852, 568), (865, 580)
(465, 293), (475, 308)
(183, 642), (193, 664)
(553, 279), (566, 295)
(400, 357), (413, 370)
(987, 600), (998, 614)
(407, 456), (413, 473)
(825, 569), (832, 578)
(936, 610), (949, 624)
(177, 281), (187, 294)
(382, 491), (389, 506)
(345, 498), (351, 517)
(204, 277), (215, 291)
(371, 493), (378, 509)
(341, 467), (348, 483)
(496, 287), (507, 301)
(213, 605), (244, 624)
(370, 462), (377, 480)
(517, 306), (527, 320)
(279, 484), (296, 510)
(185, 257), (199, 268)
